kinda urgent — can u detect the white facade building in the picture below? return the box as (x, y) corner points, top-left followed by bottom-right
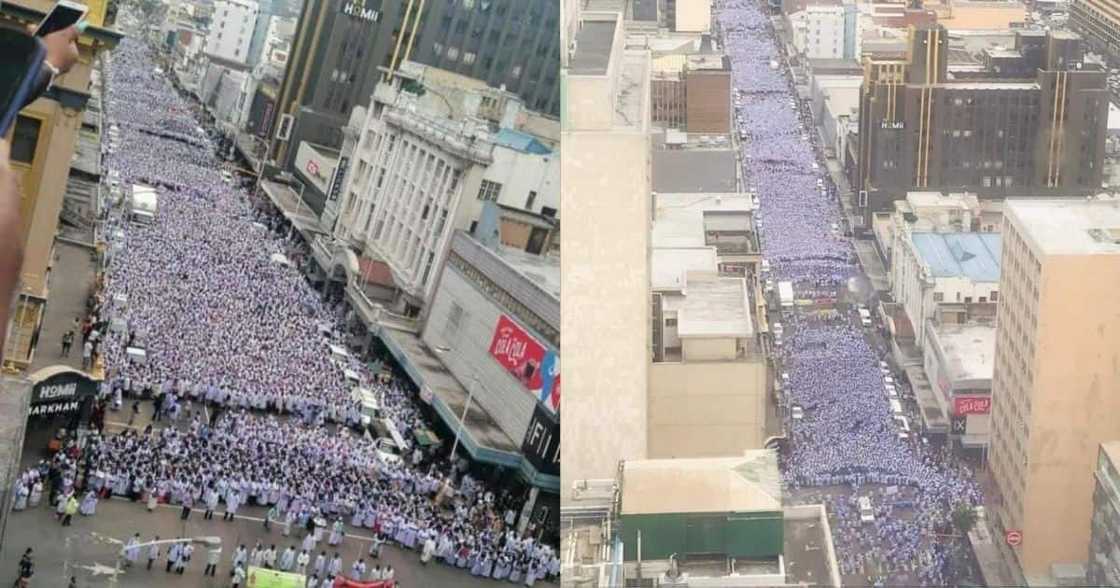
(205, 0), (260, 65)
(334, 63), (559, 312)
(790, 3), (862, 60)
(889, 196), (1002, 347)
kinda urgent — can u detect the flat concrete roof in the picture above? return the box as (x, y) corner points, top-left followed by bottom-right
(652, 247), (718, 291)
(912, 232), (1002, 282)
(675, 272), (752, 338)
(653, 193), (753, 247)
(570, 19), (616, 75)
(632, 0), (657, 21)
(620, 451), (781, 515)
(652, 149), (738, 193)
(497, 247), (561, 302)
(1006, 198), (1120, 255)
(930, 322), (996, 384)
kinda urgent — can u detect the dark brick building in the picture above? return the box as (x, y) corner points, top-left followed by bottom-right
(854, 25), (1108, 223)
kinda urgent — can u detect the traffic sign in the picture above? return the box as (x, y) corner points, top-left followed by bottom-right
(1006, 530), (1022, 547)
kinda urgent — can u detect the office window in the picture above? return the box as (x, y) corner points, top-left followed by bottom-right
(933, 292), (944, 302)
(433, 42), (443, 56)
(525, 190), (537, 210)
(511, 65), (522, 79)
(991, 291), (999, 302)
(11, 116), (41, 163)
(463, 51), (476, 65)
(540, 206), (556, 218)
(477, 179), (502, 201)
(446, 46), (459, 61)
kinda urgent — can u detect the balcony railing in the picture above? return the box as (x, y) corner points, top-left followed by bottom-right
(346, 279), (419, 334)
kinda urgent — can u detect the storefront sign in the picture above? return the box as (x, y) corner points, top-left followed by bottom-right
(29, 369), (99, 419)
(341, 1), (382, 22)
(880, 120), (904, 130)
(328, 156), (350, 202)
(521, 403), (560, 477)
(950, 416), (967, 434)
(331, 576), (394, 588)
(294, 142), (334, 193)
(245, 566), (307, 587)
(488, 315), (560, 413)
(954, 395), (991, 416)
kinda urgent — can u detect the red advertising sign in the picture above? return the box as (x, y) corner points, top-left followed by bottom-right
(1005, 530), (1022, 547)
(954, 395), (991, 416)
(306, 159), (320, 177)
(488, 315), (560, 412)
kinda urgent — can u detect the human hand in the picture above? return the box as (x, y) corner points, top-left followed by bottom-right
(42, 25), (80, 74)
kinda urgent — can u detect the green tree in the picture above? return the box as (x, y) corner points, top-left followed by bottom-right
(951, 504), (979, 537)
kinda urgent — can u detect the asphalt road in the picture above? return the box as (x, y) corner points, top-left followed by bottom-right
(0, 498), (508, 587)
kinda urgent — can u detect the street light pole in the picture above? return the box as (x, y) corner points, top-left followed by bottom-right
(449, 375), (477, 462)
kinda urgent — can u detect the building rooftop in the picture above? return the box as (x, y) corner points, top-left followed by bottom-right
(1006, 197), (1120, 255)
(496, 246), (561, 302)
(652, 149), (738, 193)
(670, 272), (752, 338)
(930, 321), (996, 384)
(493, 128), (553, 155)
(632, 0), (657, 21)
(570, 19), (616, 75)
(934, 1), (1029, 30)
(620, 451), (781, 516)
(687, 54), (730, 71)
(652, 247), (718, 291)
(912, 232), (1002, 282)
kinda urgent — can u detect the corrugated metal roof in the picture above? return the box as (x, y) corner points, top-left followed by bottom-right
(493, 128), (552, 155)
(911, 232), (1002, 282)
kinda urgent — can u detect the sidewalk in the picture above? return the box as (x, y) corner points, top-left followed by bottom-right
(32, 241), (98, 373)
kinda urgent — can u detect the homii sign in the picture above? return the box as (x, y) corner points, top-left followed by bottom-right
(341, 0), (381, 22)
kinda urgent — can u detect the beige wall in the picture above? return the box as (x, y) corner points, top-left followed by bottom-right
(561, 128), (652, 493)
(648, 360), (766, 458)
(682, 337), (738, 361)
(675, 0), (712, 33)
(1016, 254), (1120, 576)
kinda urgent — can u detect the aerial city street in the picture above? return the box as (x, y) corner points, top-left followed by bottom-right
(1, 0), (562, 585)
(717, 1), (983, 584)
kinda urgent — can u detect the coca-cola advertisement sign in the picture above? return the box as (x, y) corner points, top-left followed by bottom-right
(954, 395), (991, 416)
(488, 315), (560, 413)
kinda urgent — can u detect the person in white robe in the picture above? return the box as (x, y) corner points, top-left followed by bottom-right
(122, 534), (141, 567)
(420, 535), (436, 564)
(79, 490), (98, 516)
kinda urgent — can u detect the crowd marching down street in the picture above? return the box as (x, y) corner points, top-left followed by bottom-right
(9, 37), (558, 586)
(716, 0), (984, 585)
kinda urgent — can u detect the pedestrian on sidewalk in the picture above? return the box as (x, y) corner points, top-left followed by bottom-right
(11, 548), (33, 587)
(128, 399), (141, 427)
(60, 331), (73, 356)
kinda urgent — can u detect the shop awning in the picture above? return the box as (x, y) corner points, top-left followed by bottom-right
(375, 326), (558, 492)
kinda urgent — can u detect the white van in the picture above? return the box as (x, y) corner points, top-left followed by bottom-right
(344, 369), (361, 386)
(350, 387), (382, 426)
(859, 496), (875, 523)
(791, 405), (804, 420)
(885, 384), (898, 399)
(858, 306), (872, 327)
(894, 415), (911, 440)
(889, 398), (903, 415)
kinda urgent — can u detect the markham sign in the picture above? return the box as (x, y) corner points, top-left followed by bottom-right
(29, 368), (99, 418)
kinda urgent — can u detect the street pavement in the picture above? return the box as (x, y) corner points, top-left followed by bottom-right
(31, 241), (97, 373)
(0, 497), (503, 587)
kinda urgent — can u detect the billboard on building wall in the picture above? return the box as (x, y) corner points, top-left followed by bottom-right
(953, 395), (991, 416)
(488, 315), (560, 413)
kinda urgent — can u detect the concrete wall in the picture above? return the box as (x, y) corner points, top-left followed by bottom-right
(686, 69), (731, 134)
(1016, 253), (1120, 576)
(675, 0), (712, 33)
(561, 127), (651, 491)
(484, 144), (560, 215)
(682, 337), (738, 361)
(421, 264), (544, 445)
(648, 360), (766, 459)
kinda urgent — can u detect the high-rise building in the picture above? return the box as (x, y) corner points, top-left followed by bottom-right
(988, 198), (1120, 581)
(269, 0), (560, 177)
(408, 0), (560, 116)
(1088, 441), (1120, 587)
(1070, 0), (1120, 63)
(855, 26), (1108, 225)
(1, 2), (121, 371)
(789, 2), (861, 60)
(205, 0), (261, 65)
(561, 8), (652, 490)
